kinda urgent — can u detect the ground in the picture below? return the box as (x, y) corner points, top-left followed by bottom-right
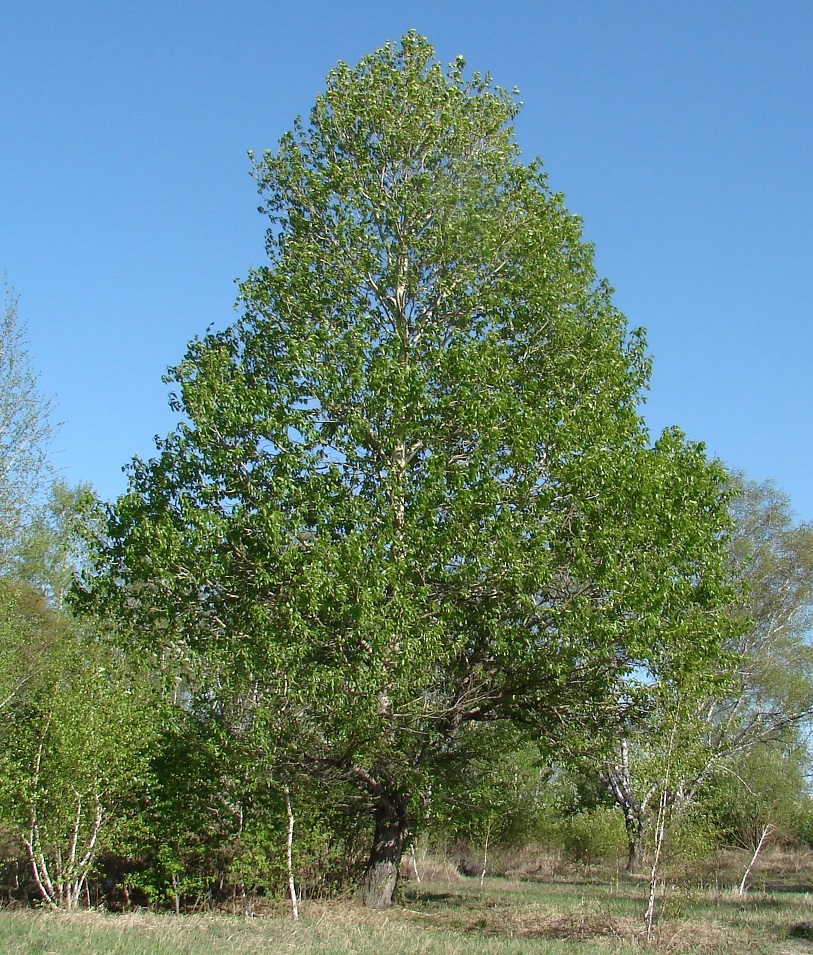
(1, 850), (812, 954)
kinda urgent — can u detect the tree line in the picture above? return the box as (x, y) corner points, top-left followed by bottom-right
(1, 34), (812, 911)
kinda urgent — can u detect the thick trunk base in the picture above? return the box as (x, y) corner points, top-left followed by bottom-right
(359, 858), (400, 908)
(626, 837), (644, 875)
(358, 791), (407, 908)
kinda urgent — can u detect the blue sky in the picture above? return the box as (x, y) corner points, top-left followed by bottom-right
(2, 1), (811, 518)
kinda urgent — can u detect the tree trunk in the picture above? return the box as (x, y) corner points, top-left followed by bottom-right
(625, 818), (645, 875)
(599, 741), (654, 876)
(358, 790), (408, 908)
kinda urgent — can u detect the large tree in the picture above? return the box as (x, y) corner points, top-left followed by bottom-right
(84, 34), (739, 906)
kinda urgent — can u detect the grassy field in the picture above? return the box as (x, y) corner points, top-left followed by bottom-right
(1, 856), (813, 954)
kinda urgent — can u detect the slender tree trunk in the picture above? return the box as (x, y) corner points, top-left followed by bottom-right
(410, 843), (421, 883)
(645, 701), (681, 940)
(645, 787), (669, 941)
(739, 824), (773, 896)
(358, 790), (408, 908)
(171, 874), (180, 915)
(479, 822), (491, 887)
(284, 785), (299, 921)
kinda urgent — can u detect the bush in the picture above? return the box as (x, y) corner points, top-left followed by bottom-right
(558, 808), (625, 864)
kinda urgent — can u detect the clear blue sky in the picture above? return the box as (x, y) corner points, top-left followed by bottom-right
(2, 1), (811, 518)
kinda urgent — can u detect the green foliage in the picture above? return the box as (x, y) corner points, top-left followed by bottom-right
(0, 594), (158, 907)
(120, 711), (234, 906)
(427, 726), (552, 850)
(701, 743), (809, 849)
(0, 484), (159, 908)
(658, 802), (718, 865)
(117, 695), (371, 905)
(789, 796), (813, 848)
(558, 808), (626, 864)
(14, 481), (101, 610)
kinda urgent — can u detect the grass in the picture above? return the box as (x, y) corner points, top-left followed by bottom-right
(1, 852), (813, 954)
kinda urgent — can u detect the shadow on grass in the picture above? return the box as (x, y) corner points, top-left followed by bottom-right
(788, 921), (813, 939)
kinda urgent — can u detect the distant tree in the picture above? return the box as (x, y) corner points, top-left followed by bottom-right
(0, 282), (54, 570)
(720, 477), (813, 753)
(83, 34), (739, 906)
(0, 481), (101, 726)
(0, 281), (58, 728)
(15, 481), (100, 609)
(598, 680), (717, 874)
(596, 476), (813, 873)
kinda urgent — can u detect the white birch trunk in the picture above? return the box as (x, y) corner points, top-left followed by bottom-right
(284, 785), (299, 921)
(479, 823), (491, 887)
(739, 824), (773, 895)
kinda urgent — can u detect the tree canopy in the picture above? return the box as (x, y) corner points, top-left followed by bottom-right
(84, 33), (741, 906)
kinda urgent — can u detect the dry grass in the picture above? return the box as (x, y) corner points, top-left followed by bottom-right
(1, 851), (812, 954)
(396, 877), (789, 953)
(686, 846), (813, 894)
